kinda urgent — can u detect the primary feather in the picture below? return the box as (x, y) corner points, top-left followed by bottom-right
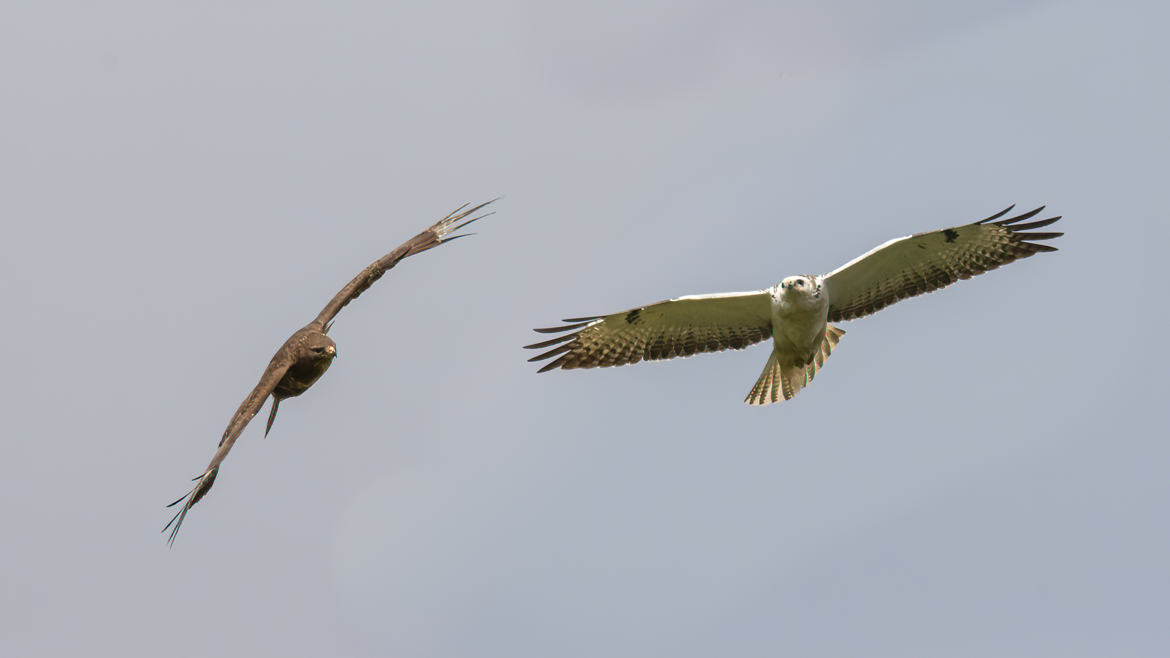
(164, 200), (495, 545)
(527, 205), (1061, 405)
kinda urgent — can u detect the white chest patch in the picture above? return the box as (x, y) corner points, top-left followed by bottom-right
(771, 281), (829, 359)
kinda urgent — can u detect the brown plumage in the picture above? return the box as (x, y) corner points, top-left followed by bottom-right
(164, 200), (495, 545)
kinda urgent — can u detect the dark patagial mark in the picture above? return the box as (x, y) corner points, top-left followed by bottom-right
(943, 229), (960, 243)
(625, 308), (643, 325)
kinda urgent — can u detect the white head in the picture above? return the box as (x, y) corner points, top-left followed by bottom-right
(777, 275), (821, 299)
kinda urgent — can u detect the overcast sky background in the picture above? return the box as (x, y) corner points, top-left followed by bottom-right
(1, 1), (1167, 656)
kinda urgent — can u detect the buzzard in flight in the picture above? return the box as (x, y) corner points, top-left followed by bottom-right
(526, 205), (1061, 405)
(165, 200), (495, 545)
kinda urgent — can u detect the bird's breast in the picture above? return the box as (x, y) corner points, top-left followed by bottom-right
(274, 355), (335, 399)
(771, 293), (829, 366)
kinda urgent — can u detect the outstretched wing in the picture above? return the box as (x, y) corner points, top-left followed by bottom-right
(312, 200), (496, 330)
(823, 205), (1062, 322)
(526, 291), (773, 371)
(163, 349), (295, 546)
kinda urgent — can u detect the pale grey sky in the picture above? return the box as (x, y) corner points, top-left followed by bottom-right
(1, 1), (1167, 656)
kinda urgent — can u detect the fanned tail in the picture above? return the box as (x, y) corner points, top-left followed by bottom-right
(745, 350), (783, 406)
(744, 325), (845, 406)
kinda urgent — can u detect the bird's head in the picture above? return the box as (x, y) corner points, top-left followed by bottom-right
(306, 333), (338, 360)
(777, 275), (821, 299)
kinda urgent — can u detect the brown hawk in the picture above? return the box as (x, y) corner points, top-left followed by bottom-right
(165, 200), (495, 545)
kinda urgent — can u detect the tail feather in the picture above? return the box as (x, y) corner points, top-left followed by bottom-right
(746, 350), (784, 405)
(780, 363), (810, 400)
(265, 397), (280, 437)
(744, 325), (845, 406)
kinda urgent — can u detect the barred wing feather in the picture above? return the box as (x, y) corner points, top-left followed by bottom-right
(824, 206), (1062, 322)
(526, 291), (773, 371)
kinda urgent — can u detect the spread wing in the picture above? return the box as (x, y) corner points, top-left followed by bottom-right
(823, 205), (1062, 322)
(163, 200), (494, 546)
(526, 291), (773, 371)
(312, 199), (496, 330)
(163, 348), (295, 546)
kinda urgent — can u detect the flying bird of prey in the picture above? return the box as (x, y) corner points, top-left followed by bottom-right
(526, 205), (1061, 405)
(164, 200), (495, 545)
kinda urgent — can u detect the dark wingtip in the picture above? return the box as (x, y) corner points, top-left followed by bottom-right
(996, 206), (1044, 225)
(162, 502), (186, 546)
(1008, 216), (1061, 231)
(438, 232), (476, 245)
(162, 508), (180, 531)
(440, 198), (500, 238)
(978, 204), (1016, 224)
(524, 333), (577, 350)
(532, 320), (593, 334)
(163, 469), (217, 546)
(528, 343), (573, 363)
(536, 360), (565, 373)
(164, 508), (187, 547)
(1015, 231), (1063, 241)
